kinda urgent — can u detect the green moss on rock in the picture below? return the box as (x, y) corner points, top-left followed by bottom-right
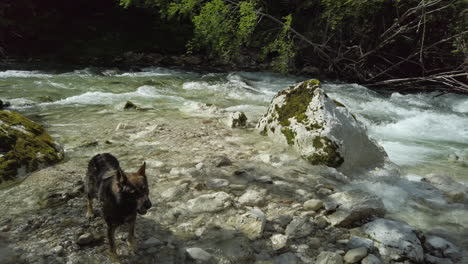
(276, 79), (320, 126)
(306, 137), (343, 167)
(0, 110), (63, 182)
(281, 127), (296, 146)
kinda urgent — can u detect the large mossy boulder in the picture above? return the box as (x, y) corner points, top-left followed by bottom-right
(256, 79), (387, 173)
(0, 110), (64, 182)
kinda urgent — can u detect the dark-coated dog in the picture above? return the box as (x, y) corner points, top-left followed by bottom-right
(85, 153), (152, 259)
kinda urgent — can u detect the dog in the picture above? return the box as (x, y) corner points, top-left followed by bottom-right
(85, 153), (152, 259)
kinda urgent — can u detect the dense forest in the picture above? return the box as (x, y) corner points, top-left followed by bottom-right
(0, 0), (467, 92)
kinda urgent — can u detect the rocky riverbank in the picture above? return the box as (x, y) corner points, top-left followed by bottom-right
(0, 80), (464, 264)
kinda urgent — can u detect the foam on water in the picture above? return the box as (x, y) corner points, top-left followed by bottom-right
(0, 70), (52, 78)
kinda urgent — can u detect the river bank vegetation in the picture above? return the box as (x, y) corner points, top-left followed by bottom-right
(0, 0), (467, 92)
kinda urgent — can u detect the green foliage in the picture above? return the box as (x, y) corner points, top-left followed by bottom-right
(321, 0), (385, 30)
(261, 15), (295, 73)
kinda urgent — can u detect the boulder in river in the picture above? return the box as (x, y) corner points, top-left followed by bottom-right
(256, 79), (387, 173)
(0, 110), (64, 182)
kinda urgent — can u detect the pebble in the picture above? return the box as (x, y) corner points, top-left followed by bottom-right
(304, 199), (324, 211)
(344, 247), (368, 263)
(76, 233), (93, 246)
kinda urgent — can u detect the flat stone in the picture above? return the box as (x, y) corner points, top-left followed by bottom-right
(160, 185), (187, 201)
(273, 252), (299, 264)
(239, 189), (266, 206)
(206, 178), (230, 188)
(347, 236), (375, 251)
(186, 192), (232, 213)
(362, 218), (423, 263)
(424, 235), (460, 260)
(326, 190), (386, 227)
(142, 237), (163, 248)
(186, 247), (212, 261)
(285, 217), (314, 239)
(344, 247), (368, 263)
(303, 199), (324, 211)
(361, 254), (382, 264)
(316, 251), (344, 264)
(424, 254), (454, 264)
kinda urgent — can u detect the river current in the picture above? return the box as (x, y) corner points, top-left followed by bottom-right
(1, 66), (467, 255)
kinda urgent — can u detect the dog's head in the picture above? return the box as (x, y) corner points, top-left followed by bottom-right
(117, 162), (152, 215)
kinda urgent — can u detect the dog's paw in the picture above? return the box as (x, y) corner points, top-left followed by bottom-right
(127, 241), (137, 255)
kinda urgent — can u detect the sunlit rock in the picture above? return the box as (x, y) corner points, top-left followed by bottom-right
(362, 218), (424, 263)
(325, 190), (386, 227)
(256, 79), (387, 173)
(0, 110), (63, 182)
(226, 111), (247, 128)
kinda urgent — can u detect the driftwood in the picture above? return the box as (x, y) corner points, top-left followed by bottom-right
(367, 71), (468, 94)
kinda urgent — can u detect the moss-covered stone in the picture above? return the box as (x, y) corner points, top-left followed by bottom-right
(281, 127), (296, 146)
(276, 79), (320, 126)
(0, 110), (63, 182)
(306, 137), (343, 167)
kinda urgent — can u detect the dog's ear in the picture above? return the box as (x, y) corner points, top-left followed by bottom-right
(137, 162), (146, 176)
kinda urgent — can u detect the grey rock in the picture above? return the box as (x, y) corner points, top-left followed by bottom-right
(186, 247), (212, 262)
(227, 111), (248, 128)
(361, 254), (382, 264)
(309, 237), (321, 249)
(422, 174), (468, 203)
(76, 233), (93, 246)
(186, 192), (232, 213)
(230, 208), (266, 240)
(303, 199), (324, 211)
(285, 217), (314, 239)
(347, 236), (375, 251)
(424, 254), (454, 264)
(206, 178), (230, 188)
(274, 252), (299, 264)
(325, 190), (386, 227)
(316, 251), (344, 264)
(362, 218), (424, 263)
(142, 237), (163, 248)
(424, 235), (460, 261)
(205, 155), (232, 167)
(256, 80), (387, 173)
(239, 189), (267, 206)
(271, 234), (288, 250)
(160, 184), (187, 201)
(344, 247), (368, 263)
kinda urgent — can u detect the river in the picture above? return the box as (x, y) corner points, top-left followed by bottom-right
(1, 66), (467, 259)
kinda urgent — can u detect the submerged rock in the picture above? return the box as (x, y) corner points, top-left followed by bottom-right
(0, 100), (10, 110)
(316, 251), (344, 264)
(256, 79), (387, 173)
(422, 174), (468, 203)
(325, 190), (386, 227)
(362, 218), (424, 263)
(0, 110), (63, 182)
(123, 100), (138, 110)
(227, 111), (248, 128)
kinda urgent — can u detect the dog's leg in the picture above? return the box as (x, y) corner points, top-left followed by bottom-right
(107, 224), (119, 261)
(127, 215), (137, 253)
(86, 195), (94, 218)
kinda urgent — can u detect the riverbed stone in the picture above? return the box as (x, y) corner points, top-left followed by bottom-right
(316, 251), (344, 264)
(227, 111), (248, 128)
(362, 218), (424, 263)
(344, 247), (368, 263)
(256, 79), (387, 173)
(0, 110), (64, 182)
(186, 247), (213, 262)
(236, 209), (266, 240)
(423, 235), (460, 261)
(186, 192), (232, 213)
(303, 199), (324, 211)
(285, 217), (314, 239)
(273, 252), (299, 264)
(361, 254), (382, 264)
(325, 190), (386, 227)
(271, 234), (288, 250)
(239, 189), (267, 206)
(421, 174), (468, 203)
